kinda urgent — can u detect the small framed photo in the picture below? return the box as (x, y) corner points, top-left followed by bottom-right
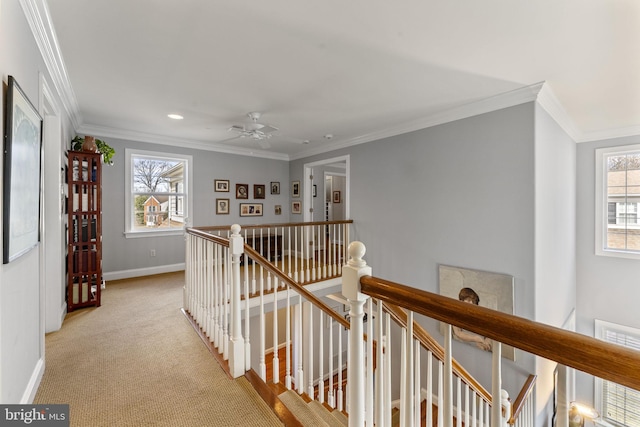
(292, 181), (300, 198)
(313, 184), (317, 198)
(236, 183), (249, 199)
(214, 179), (229, 192)
(275, 205), (282, 215)
(270, 181), (280, 195)
(333, 190), (341, 203)
(240, 203), (263, 217)
(254, 184), (265, 199)
(292, 201), (302, 214)
(216, 198), (229, 214)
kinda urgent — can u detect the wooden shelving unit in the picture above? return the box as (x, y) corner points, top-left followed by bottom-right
(66, 151), (102, 311)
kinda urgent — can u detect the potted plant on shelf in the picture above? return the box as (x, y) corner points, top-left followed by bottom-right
(71, 135), (115, 165)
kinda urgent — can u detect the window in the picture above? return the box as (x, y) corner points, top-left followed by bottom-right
(595, 320), (640, 427)
(596, 145), (640, 259)
(125, 149), (192, 237)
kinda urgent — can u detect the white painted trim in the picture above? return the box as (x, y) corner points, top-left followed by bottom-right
(21, 357), (45, 403)
(594, 144), (640, 260)
(536, 83), (581, 142)
(124, 148), (193, 235)
(20, 0), (82, 130)
(290, 83), (546, 160)
(81, 124), (289, 161)
(103, 263), (185, 282)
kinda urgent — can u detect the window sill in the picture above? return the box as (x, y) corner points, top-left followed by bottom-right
(124, 229), (185, 239)
(596, 248), (640, 261)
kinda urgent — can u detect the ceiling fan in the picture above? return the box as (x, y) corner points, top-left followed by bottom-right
(227, 112), (278, 148)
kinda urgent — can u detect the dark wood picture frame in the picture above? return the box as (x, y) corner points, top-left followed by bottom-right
(3, 76), (43, 264)
(254, 184), (265, 199)
(333, 190), (341, 203)
(240, 203), (263, 217)
(292, 201), (302, 214)
(236, 183), (249, 199)
(216, 198), (229, 214)
(292, 180), (300, 198)
(214, 179), (229, 192)
(270, 181), (280, 195)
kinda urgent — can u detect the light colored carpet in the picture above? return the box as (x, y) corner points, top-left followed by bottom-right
(34, 272), (283, 427)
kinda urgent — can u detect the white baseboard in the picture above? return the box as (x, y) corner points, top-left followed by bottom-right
(103, 263), (185, 282)
(21, 357), (45, 403)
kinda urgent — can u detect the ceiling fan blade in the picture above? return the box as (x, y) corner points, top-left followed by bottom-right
(260, 124), (278, 133)
(228, 125), (245, 132)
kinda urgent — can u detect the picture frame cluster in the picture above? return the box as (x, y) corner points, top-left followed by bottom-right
(214, 179), (282, 216)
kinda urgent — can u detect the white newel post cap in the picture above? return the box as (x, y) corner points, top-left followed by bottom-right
(342, 241), (371, 301)
(229, 224), (244, 255)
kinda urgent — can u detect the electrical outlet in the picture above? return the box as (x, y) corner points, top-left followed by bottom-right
(150, 249), (156, 257)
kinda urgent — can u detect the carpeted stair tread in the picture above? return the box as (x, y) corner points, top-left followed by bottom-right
(308, 400), (346, 427)
(279, 390), (331, 426)
(329, 407), (349, 426)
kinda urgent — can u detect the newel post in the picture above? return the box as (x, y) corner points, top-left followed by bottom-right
(342, 241), (372, 427)
(228, 224), (246, 378)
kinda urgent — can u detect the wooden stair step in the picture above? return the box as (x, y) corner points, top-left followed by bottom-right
(279, 390), (336, 426)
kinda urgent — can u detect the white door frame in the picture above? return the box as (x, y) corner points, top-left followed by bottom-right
(303, 155), (350, 223)
(39, 74), (65, 333)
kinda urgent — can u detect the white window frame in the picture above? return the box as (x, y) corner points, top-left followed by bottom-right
(125, 148), (193, 238)
(595, 319), (640, 427)
(595, 144), (640, 260)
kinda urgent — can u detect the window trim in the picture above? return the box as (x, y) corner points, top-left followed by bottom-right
(594, 319), (640, 427)
(595, 144), (640, 260)
(124, 148), (193, 238)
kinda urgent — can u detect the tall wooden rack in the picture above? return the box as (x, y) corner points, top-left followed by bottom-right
(66, 151), (102, 311)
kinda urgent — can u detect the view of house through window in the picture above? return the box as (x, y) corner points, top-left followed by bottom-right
(605, 151), (640, 252)
(131, 154), (187, 231)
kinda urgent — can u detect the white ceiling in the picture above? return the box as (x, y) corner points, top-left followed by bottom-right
(41, 0), (640, 159)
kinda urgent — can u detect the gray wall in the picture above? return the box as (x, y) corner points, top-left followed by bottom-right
(575, 135), (640, 403)
(534, 105), (577, 424)
(293, 103), (539, 397)
(0, 0), (75, 402)
(100, 137), (290, 277)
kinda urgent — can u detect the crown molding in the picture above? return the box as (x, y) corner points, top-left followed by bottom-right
(291, 83), (546, 160)
(78, 124), (290, 161)
(20, 0), (82, 130)
(536, 83), (581, 141)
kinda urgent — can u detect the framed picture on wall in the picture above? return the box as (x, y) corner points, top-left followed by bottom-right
(275, 205), (282, 215)
(313, 185), (317, 197)
(3, 76), (43, 264)
(270, 181), (280, 195)
(254, 184), (265, 199)
(236, 183), (249, 199)
(214, 179), (229, 192)
(292, 181), (300, 198)
(333, 190), (341, 203)
(216, 198), (229, 214)
(240, 203), (263, 217)
(292, 201), (302, 214)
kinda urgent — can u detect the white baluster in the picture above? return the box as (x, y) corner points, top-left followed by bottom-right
(491, 341), (503, 427)
(444, 324), (453, 427)
(414, 338), (421, 427)
(427, 351), (433, 427)
(375, 301), (384, 426)
(366, 298), (373, 427)
(294, 226), (299, 283)
(285, 285), (292, 389)
(385, 312), (392, 427)
(305, 302), (314, 397)
(259, 262), (266, 381)
(457, 377), (463, 427)
(337, 322), (343, 412)
(222, 246), (229, 360)
(328, 316), (335, 408)
(318, 310), (324, 403)
(228, 224), (245, 377)
(295, 301), (304, 394)
(272, 282), (279, 384)
(438, 361), (444, 427)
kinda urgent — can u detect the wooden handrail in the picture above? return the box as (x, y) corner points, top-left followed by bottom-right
(186, 227), (349, 329)
(189, 219), (353, 233)
(509, 374), (537, 424)
(360, 275), (640, 391)
(382, 302), (493, 404)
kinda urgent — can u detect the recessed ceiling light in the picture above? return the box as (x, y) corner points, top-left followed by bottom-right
(168, 114), (184, 120)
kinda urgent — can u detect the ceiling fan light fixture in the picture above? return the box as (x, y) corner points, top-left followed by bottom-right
(168, 113), (184, 120)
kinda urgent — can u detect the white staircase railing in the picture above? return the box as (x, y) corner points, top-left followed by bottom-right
(184, 225), (549, 427)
